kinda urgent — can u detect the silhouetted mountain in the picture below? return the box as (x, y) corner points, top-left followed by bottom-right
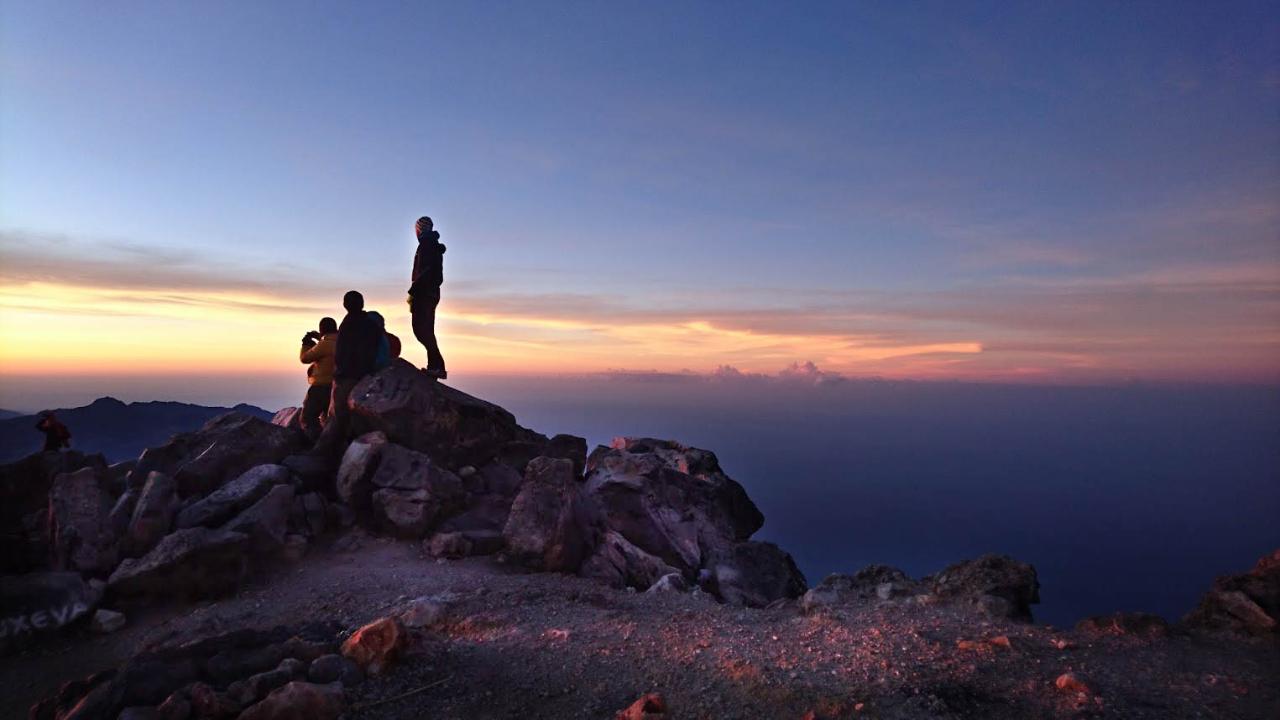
(0, 397), (275, 463)
(0, 409), (21, 421)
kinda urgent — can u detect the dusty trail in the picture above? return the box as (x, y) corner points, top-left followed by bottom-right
(5, 534), (1277, 720)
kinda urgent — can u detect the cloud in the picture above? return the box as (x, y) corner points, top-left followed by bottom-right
(2, 227), (1277, 382)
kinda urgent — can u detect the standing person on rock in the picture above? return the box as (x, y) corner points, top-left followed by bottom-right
(408, 216), (447, 379)
(298, 316), (338, 440)
(316, 291), (380, 453)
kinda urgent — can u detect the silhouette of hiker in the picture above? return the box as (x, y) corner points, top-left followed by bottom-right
(299, 316), (338, 440)
(408, 216), (447, 379)
(366, 311), (402, 371)
(316, 291), (381, 452)
(35, 411), (71, 452)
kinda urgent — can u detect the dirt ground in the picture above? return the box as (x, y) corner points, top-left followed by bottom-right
(3, 534), (1277, 720)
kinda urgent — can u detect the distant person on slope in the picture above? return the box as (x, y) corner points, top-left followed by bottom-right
(298, 316), (338, 440)
(408, 216), (447, 379)
(317, 290), (380, 452)
(35, 411), (71, 452)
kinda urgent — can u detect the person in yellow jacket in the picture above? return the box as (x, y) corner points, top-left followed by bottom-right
(299, 317), (338, 439)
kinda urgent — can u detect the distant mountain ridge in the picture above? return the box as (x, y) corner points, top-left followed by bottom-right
(0, 397), (275, 463)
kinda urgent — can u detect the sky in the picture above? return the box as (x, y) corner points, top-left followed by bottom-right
(1, 1), (1278, 409)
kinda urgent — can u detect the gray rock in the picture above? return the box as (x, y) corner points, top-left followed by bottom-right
(646, 572), (690, 594)
(49, 466), (117, 575)
(503, 456), (592, 571)
(175, 464), (289, 530)
(91, 608), (126, 633)
(367, 445), (463, 538)
(124, 471), (179, 557)
(398, 595), (453, 628)
(223, 484), (295, 551)
(582, 438), (763, 577)
(334, 431), (387, 509)
(349, 359), (549, 469)
(711, 541), (808, 608)
(107, 527), (250, 599)
(227, 666), (294, 707)
(581, 530), (681, 590)
(307, 654), (363, 685)
(126, 412), (305, 498)
(107, 486), (141, 538)
(1182, 549), (1279, 636)
(930, 554), (1040, 621)
(0, 571), (101, 649)
(425, 529), (505, 558)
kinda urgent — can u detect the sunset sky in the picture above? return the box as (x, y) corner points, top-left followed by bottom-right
(2, 2), (1278, 410)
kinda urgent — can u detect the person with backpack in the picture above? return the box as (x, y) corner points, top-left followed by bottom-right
(298, 316), (338, 440)
(408, 216), (447, 379)
(366, 311), (401, 371)
(316, 290), (381, 453)
(35, 411), (71, 452)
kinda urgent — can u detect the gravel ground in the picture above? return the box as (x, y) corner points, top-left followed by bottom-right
(3, 533), (1277, 719)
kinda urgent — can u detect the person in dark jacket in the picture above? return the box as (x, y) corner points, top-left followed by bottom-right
(35, 411), (71, 452)
(317, 291), (380, 453)
(408, 216), (447, 379)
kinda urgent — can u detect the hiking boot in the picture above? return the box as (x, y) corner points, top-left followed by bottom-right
(422, 367), (448, 380)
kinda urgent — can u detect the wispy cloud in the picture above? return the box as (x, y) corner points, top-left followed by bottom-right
(1, 228), (1277, 382)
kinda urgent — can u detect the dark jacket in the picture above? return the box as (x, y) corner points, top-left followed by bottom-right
(334, 310), (380, 380)
(409, 231), (446, 298)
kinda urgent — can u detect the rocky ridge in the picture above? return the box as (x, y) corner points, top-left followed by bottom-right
(2, 358), (1277, 719)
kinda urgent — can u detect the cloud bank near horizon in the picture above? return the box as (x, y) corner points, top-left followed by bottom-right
(1, 227), (1277, 384)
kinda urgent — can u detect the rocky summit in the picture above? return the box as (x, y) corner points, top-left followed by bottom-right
(1, 360), (1277, 719)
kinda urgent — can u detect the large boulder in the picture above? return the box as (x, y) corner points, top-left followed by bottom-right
(1, 450), (109, 573)
(338, 437), (464, 537)
(503, 456), (594, 571)
(581, 438), (764, 578)
(1183, 549), (1280, 636)
(0, 571), (102, 652)
(122, 472), (179, 557)
(106, 527), (250, 599)
(801, 565), (919, 611)
(710, 541), (808, 608)
(349, 359), (549, 469)
(127, 412), (305, 497)
(335, 431), (388, 510)
(224, 484), (295, 551)
(175, 464), (290, 530)
(48, 466), (118, 576)
(930, 554), (1041, 621)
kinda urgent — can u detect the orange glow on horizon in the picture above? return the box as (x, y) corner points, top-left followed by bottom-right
(0, 280), (987, 379)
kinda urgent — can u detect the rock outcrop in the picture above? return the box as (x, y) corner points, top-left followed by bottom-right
(175, 464), (290, 530)
(122, 471), (179, 557)
(48, 466), (118, 576)
(349, 359), (551, 469)
(1183, 549), (1280, 636)
(107, 527), (250, 599)
(930, 554), (1041, 621)
(127, 412), (305, 497)
(0, 571), (101, 651)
